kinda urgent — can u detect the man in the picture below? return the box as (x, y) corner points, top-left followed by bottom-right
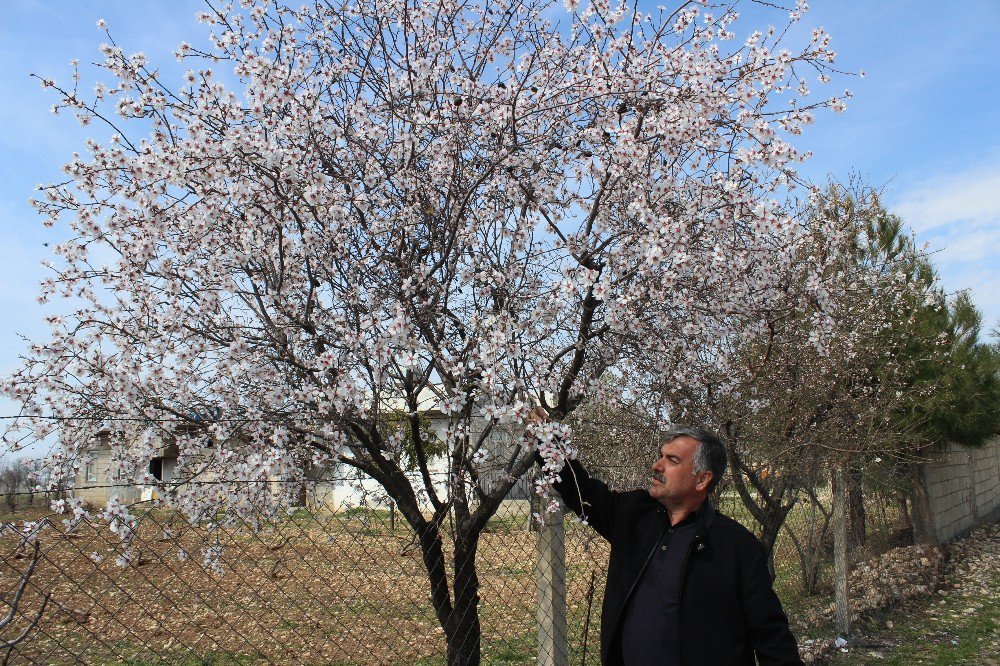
(538, 422), (803, 665)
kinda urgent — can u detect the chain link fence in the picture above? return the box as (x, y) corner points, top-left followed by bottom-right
(0, 465), (908, 664)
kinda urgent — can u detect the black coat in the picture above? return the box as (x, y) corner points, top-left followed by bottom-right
(550, 458), (803, 665)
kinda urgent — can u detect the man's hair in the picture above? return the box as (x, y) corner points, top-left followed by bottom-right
(663, 426), (727, 494)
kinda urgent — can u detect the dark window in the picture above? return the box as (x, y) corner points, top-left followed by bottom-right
(149, 458), (163, 481)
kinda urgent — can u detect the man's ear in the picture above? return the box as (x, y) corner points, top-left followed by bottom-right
(695, 470), (713, 493)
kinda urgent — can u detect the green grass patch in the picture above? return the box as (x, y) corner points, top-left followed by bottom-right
(483, 632), (536, 665)
(825, 587), (999, 664)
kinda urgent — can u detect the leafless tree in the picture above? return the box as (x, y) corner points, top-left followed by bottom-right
(0, 462), (30, 515)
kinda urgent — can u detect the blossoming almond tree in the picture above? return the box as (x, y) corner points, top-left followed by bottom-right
(4, 0), (849, 662)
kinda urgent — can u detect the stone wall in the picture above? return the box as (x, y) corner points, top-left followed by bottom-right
(919, 437), (1000, 544)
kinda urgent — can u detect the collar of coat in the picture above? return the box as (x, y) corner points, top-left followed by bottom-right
(653, 498), (717, 548)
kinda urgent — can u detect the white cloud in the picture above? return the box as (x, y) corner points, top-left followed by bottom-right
(928, 224), (1000, 264)
(892, 162), (1000, 234)
(890, 160), (1000, 334)
(942, 262), (1000, 331)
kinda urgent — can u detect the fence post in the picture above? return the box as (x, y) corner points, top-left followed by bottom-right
(832, 463), (851, 636)
(536, 505), (569, 666)
(966, 449), (981, 523)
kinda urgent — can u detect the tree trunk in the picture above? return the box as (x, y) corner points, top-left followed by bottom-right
(408, 514), (485, 666)
(364, 434), (535, 666)
(800, 541), (821, 596)
(445, 529), (482, 666)
(847, 465), (866, 548)
(785, 525), (819, 596)
(759, 503), (794, 581)
(724, 446), (796, 581)
(832, 464), (851, 636)
(909, 461), (937, 544)
(896, 494), (912, 531)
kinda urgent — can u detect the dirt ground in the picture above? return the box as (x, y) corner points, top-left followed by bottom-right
(1, 506), (610, 665)
(824, 521), (1000, 665)
(0, 496), (918, 665)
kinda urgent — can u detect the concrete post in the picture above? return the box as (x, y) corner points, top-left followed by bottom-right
(536, 506), (569, 666)
(966, 449), (981, 523)
(832, 464), (851, 636)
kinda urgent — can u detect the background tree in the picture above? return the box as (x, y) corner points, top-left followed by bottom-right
(0, 460), (31, 514)
(660, 182), (940, 581)
(822, 193), (1000, 546)
(902, 292), (1000, 448)
(891, 283), (1000, 543)
(2, 1), (850, 662)
(565, 378), (663, 491)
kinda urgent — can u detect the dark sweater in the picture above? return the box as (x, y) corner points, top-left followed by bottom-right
(548, 458), (804, 665)
(620, 509), (699, 664)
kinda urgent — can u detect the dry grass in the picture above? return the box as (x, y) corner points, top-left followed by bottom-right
(0, 492), (902, 664)
(0, 507), (609, 665)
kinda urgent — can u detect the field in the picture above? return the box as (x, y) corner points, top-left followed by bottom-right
(0, 493), (902, 665)
(0, 503), (613, 664)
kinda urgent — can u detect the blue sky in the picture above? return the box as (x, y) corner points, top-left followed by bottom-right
(1, 1), (998, 456)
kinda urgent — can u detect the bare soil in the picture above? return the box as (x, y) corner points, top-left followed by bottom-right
(1, 508), (609, 665)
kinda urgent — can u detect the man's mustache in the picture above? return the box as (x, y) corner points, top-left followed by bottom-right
(652, 471), (666, 483)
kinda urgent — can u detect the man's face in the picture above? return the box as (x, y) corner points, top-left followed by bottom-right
(649, 436), (711, 507)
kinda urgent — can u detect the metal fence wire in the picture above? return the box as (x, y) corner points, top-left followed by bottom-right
(0, 466), (906, 665)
